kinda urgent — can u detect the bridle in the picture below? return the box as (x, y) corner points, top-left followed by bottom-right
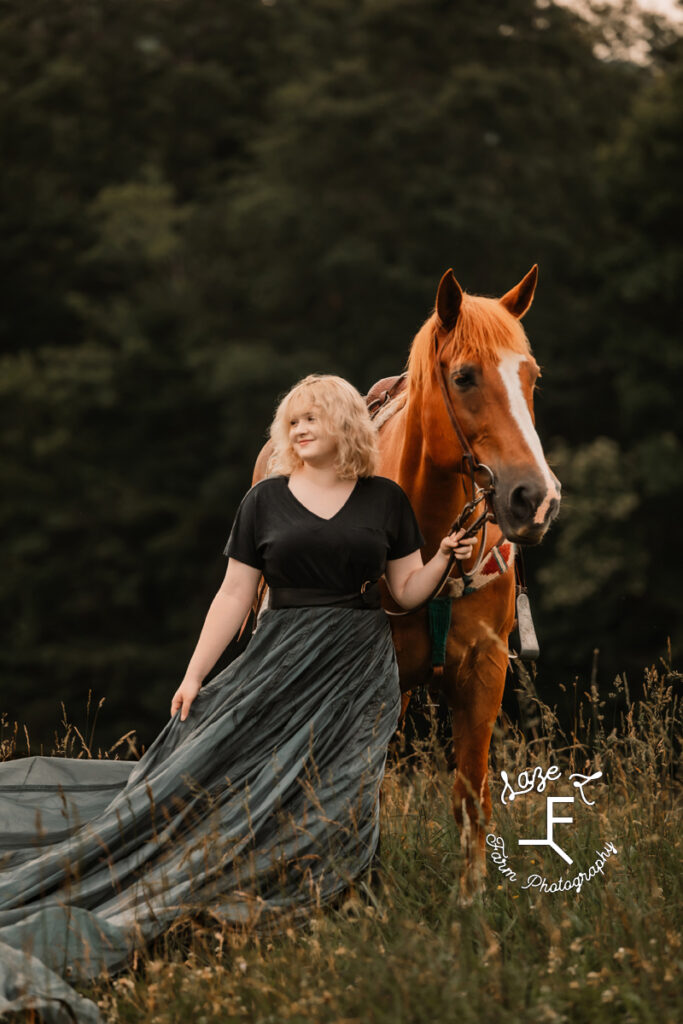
(432, 325), (496, 540)
(383, 326), (497, 617)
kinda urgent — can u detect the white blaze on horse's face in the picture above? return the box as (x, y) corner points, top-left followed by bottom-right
(496, 352), (561, 525)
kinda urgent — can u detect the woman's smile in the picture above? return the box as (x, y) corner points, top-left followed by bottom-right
(288, 408), (338, 463)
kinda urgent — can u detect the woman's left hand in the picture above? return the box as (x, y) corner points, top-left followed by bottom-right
(438, 527), (476, 561)
(386, 527), (478, 609)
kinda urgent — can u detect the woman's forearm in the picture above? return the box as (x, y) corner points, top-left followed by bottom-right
(394, 549), (454, 609)
(183, 590), (253, 684)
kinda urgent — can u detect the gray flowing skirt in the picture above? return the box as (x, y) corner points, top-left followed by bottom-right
(0, 607), (401, 1024)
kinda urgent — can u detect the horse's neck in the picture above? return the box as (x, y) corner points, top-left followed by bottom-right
(398, 459), (471, 560)
(381, 402), (503, 562)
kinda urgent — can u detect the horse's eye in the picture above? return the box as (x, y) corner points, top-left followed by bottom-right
(451, 370), (476, 389)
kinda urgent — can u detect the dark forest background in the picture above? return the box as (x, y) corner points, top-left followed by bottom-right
(1, 0), (681, 752)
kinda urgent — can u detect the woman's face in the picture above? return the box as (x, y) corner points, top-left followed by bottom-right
(288, 403), (338, 467)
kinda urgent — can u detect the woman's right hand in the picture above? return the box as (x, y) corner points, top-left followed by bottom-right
(170, 676), (203, 722)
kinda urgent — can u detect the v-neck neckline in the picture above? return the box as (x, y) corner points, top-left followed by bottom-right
(284, 476), (360, 523)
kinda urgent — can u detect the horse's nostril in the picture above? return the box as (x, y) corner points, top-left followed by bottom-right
(510, 483), (538, 521)
(509, 485), (532, 520)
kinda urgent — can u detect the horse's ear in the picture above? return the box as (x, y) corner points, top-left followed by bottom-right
(436, 269), (463, 331)
(499, 265), (538, 319)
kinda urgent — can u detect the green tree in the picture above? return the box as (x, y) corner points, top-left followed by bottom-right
(530, 37), (683, 688)
(0, 0), (671, 746)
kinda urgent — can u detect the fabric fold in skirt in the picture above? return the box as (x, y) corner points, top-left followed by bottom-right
(0, 607), (401, 1024)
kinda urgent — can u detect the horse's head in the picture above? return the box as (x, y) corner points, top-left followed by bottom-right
(408, 266), (561, 545)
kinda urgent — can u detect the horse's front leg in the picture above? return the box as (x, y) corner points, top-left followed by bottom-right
(445, 589), (514, 894)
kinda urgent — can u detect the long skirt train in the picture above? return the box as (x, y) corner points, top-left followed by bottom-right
(0, 607), (401, 1023)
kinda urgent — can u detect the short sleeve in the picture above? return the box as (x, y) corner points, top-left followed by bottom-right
(223, 486), (264, 570)
(386, 482), (426, 560)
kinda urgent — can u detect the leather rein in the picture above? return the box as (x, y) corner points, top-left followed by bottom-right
(378, 326), (497, 617)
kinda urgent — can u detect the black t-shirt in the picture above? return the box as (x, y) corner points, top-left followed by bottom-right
(223, 475), (425, 591)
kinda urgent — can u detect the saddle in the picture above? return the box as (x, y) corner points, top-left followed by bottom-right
(365, 373), (408, 420)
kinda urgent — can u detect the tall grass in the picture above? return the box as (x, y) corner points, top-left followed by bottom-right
(4, 658), (681, 1023)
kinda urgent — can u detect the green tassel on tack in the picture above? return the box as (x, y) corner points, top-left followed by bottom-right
(428, 595), (453, 667)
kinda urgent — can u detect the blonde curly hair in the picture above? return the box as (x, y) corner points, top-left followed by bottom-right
(268, 374), (378, 480)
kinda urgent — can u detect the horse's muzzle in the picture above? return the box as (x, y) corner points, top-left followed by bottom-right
(493, 472), (561, 544)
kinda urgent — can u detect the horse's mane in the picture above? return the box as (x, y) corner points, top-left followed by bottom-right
(407, 293), (531, 388)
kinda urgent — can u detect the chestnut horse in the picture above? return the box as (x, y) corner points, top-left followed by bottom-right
(373, 265), (560, 884)
(253, 265), (560, 887)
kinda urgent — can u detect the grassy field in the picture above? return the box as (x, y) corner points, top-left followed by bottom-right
(3, 659), (681, 1024)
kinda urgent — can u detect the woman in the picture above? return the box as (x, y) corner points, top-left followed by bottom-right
(0, 374), (473, 1024)
(173, 372), (474, 907)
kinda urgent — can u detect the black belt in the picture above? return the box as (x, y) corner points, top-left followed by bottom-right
(269, 581), (381, 610)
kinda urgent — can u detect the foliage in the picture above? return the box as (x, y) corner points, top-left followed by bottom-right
(64, 662), (682, 1023)
(0, 1), (680, 744)
(529, 34), (683, 688)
